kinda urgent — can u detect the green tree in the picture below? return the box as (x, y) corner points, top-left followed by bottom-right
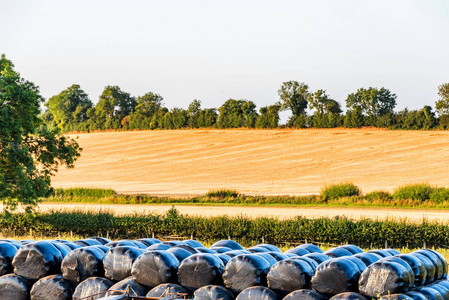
(46, 84), (93, 132)
(307, 90), (342, 128)
(277, 81), (309, 127)
(187, 99), (202, 128)
(95, 86), (136, 129)
(127, 92), (164, 130)
(346, 87), (397, 126)
(218, 99), (258, 128)
(435, 83), (449, 129)
(0, 54), (81, 212)
(256, 104), (281, 128)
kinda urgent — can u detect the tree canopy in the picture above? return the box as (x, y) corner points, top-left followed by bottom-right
(0, 54), (81, 212)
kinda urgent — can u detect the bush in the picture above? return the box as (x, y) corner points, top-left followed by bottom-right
(430, 187), (449, 203)
(205, 189), (239, 198)
(392, 183), (433, 201)
(321, 183), (361, 201)
(53, 188), (117, 198)
(364, 191), (393, 201)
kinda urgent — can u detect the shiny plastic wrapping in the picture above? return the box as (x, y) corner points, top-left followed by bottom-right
(61, 246), (106, 287)
(267, 259), (314, 296)
(178, 253), (225, 292)
(0, 274), (32, 300)
(146, 283), (189, 298)
(30, 274), (72, 300)
(235, 286), (278, 300)
(103, 246), (144, 281)
(193, 285), (234, 300)
(283, 289), (328, 300)
(0, 241), (18, 275)
(131, 250), (179, 287)
(72, 277), (114, 300)
(330, 292), (368, 300)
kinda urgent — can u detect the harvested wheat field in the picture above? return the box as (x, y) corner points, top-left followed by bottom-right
(52, 129), (449, 196)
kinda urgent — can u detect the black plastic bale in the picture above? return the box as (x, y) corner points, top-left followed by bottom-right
(0, 274), (33, 300)
(104, 240), (138, 248)
(12, 241), (64, 281)
(178, 253), (225, 292)
(323, 247), (353, 258)
(358, 261), (413, 298)
(413, 287), (443, 300)
(297, 244), (324, 254)
(267, 259), (314, 296)
(87, 236), (112, 245)
(311, 257), (362, 295)
(339, 245), (364, 255)
(103, 246), (144, 281)
(137, 238), (161, 247)
(108, 276), (148, 297)
(166, 247), (193, 262)
(147, 243), (171, 251)
(72, 239), (103, 247)
(427, 283), (449, 300)
(183, 239), (204, 249)
(146, 283), (189, 298)
(330, 292), (368, 300)
(72, 277), (114, 300)
(192, 285), (234, 300)
(303, 253), (330, 265)
(211, 240), (244, 251)
(222, 254), (271, 294)
(216, 254), (232, 266)
(266, 252), (289, 262)
(285, 247), (310, 256)
(235, 286), (278, 300)
(367, 249), (393, 258)
(406, 291), (428, 300)
(0, 242), (18, 275)
(0, 239), (21, 249)
(30, 274), (72, 300)
(380, 294), (413, 300)
(224, 250), (250, 257)
(410, 253), (437, 284)
(413, 250), (445, 281)
(380, 257), (415, 284)
(255, 244), (282, 253)
(254, 253), (278, 267)
(61, 246), (106, 286)
(283, 289), (328, 300)
(395, 254), (427, 287)
(353, 252), (382, 267)
(131, 250), (180, 288)
(49, 242), (72, 257)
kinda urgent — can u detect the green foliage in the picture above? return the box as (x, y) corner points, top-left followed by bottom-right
(217, 99), (258, 128)
(0, 54), (82, 212)
(393, 183), (433, 201)
(53, 188), (116, 198)
(430, 188), (449, 203)
(278, 81), (309, 120)
(256, 105), (281, 129)
(321, 183), (361, 201)
(95, 85), (136, 130)
(205, 189), (239, 198)
(436, 83), (449, 129)
(364, 191), (393, 201)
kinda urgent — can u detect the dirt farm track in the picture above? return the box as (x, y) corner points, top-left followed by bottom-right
(53, 129), (449, 196)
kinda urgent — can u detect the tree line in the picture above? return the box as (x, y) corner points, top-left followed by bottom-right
(42, 81), (449, 132)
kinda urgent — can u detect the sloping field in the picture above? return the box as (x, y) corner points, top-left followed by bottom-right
(52, 129), (449, 196)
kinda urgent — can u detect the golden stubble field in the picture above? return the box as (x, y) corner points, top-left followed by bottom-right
(52, 128), (449, 196)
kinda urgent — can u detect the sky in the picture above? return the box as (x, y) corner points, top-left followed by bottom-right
(1, 0), (448, 119)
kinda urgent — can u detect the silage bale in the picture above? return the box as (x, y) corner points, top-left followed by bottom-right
(184, 239), (204, 248)
(49, 242), (72, 257)
(413, 250), (444, 281)
(297, 244), (324, 254)
(146, 283), (189, 298)
(131, 250), (179, 287)
(255, 244), (282, 253)
(197, 247), (218, 254)
(0, 274), (32, 300)
(285, 247), (310, 256)
(304, 253), (330, 265)
(247, 246), (271, 253)
(358, 261), (413, 298)
(330, 292), (368, 300)
(340, 245), (364, 255)
(386, 249), (401, 255)
(173, 244), (200, 254)
(178, 253), (225, 292)
(255, 253), (278, 267)
(380, 257), (415, 284)
(283, 289), (328, 300)
(410, 252), (437, 284)
(193, 285), (234, 300)
(162, 240), (188, 247)
(406, 291), (428, 300)
(217, 254), (232, 266)
(108, 276), (148, 297)
(147, 243), (171, 251)
(20, 240), (35, 245)
(380, 294), (413, 300)
(311, 257), (361, 295)
(353, 252), (382, 267)
(12, 241), (64, 281)
(104, 240), (138, 248)
(413, 287), (443, 300)
(367, 249), (393, 258)
(427, 283), (449, 299)
(103, 246), (144, 281)
(395, 254), (427, 287)
(267, 259), (314, 296)
(0, 239), (21, 249)
(72, 277), (114, 300)
(266, 252), (289, 262)
(211, 240), (244, 250)
(72, 239), (102, 247)
(61, 246), (106, 286)
(137, 238), (161, 247)
(211, 246), (234, 253)
(90, 245), (109, 253)
(87, 236), (111, 245)
(166, 247), (193, 262)
(30, 274), (72, 300)
(428, 250), (448, 279)
(61, 243), (82, 250)
(236, 286), (278, 300)
(345, 256), (367, 273)
(288, 257), (319, 272)
(0, 242), (18, 275)
(324, 247), (353, 258)
(225, 250), (250, 257)
(222, 254), (271, 294)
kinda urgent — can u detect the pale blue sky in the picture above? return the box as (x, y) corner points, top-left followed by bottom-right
(1, 0), (448, 117)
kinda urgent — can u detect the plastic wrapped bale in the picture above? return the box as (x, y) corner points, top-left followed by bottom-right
(247, 247), (271, 253)
(147, 243), (171, 251)
(211, 246), (234, 253)
(105, 240), (138, 248)
(146, 283), (189, 298)
(367, 249), (393, 258)
(173, 244), (199, 254)
(283, 289), (328, 300)
(255, 244), (282, 253)
(380, 257), (415, 284)
(87, 236), (111, 245)
(131, 250), (179, 288)
(167, 247), (192, 262)
(413, 287), (443, 300)
(406, 291), (428, 300)
(12, 241), (64, 281)
(72, 239), (102, 247)
(217, 254), (232, 266)
(184, 239), (204, 248)
(304, 253), (330, 265)
(178, 253), (225, 292)
(289, 257), (319, 272)
(395, 254), (427, 287)
(137, 238), (161, 247)
(267, 252), (289, 262)
(129, 241), (147, 249)
(108, 276), (148, 297)
(20, 240), (35, 245)
(324, 247), (353, 258)
(255, 253), (278, 267)
(225, 250), (250, 257)
(413, 250), (445, 280)
(0, 274), (32, 300)
(223, 254), (271, 294)
(103, 246), (144, 281)
(90, 245), (109, 253)
(330, 292), (368, 300)
(72, 277), (114, 300)
(380, 294), (413, 300)
(0, 241), (18, 275)
(427, 283), (449, 299)
(197, 247), (218, 254)
(410, 252), (437, 284)
(30, 274), (72, 300)
(311, 257), (362, 295)
(435, 279), (449, 290)
(49, 242), (72, 257)
(61, 246), (106, 286)
(297, 244), (324, 254)
(211, 240), (244, 250)
(236, 286), (278, 300)
(267, 259), (314, 296)
(428, 250), (448, 279)
(193, 285), (234, 300)
(62, 243), (82, 250)
(345, 256), (367, 273)
(285, 247), (310, 256)
(0, 239), (22, 249)
(340, 245), (364, 255)
(386, 249), (401, 255)
(354, 252), (382, 267)
(358, 261), (413, 298)
(162, 240), (188, 246)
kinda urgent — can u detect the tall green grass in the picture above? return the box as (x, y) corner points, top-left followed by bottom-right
(205, 189), (239, 198)
(393, 183), (433, 201)
(320, 183), (361, 201)
(53, 188), (117, 198)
